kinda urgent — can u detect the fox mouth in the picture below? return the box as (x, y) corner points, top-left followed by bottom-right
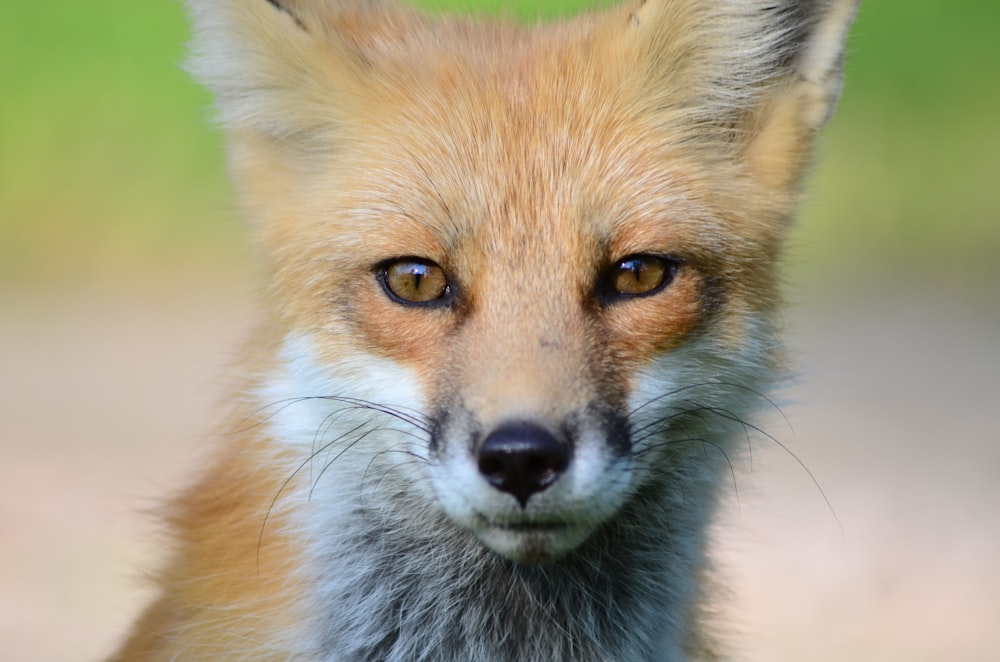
(472, 509), (577, 530)
(480, 517), (572, 533)
(496, 521), (568, 532)
(468, 513), (597, 563)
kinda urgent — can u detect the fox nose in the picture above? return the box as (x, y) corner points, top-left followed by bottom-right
(477, 422), (570, 508)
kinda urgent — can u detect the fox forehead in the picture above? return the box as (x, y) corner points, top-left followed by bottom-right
(300, 37), (750, 278)
(293, 68), (729, 389)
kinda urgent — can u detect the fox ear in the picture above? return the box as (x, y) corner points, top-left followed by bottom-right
(740, 0), (860, 191)
(185, 0), (413, 150)
(624, 0), (859, 191)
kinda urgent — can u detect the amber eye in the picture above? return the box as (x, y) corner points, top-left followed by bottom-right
(377, 258), (451, 306)
(601, 254), (678, 301)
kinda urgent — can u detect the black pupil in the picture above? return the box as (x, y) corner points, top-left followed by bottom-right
(408, 265), (426, 289)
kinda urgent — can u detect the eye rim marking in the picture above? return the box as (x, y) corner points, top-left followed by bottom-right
(597, 253), (681, 305)
(376, 257), (454, 308)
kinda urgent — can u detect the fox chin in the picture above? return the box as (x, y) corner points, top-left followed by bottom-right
(110, 0), (858, 660)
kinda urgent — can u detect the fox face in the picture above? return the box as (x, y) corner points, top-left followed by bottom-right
(228, 4), (818, 559)
(247, 32), (786, 563)
(133, 0), (859, 657)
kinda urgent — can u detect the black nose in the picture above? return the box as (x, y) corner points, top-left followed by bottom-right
(477, 422), (570, 508)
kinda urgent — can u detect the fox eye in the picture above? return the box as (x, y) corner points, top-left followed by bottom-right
(377, 258), (451, 306)
(601, 254), (678, 301)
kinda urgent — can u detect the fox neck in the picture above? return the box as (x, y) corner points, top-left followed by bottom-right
(301, 476), (719, 662)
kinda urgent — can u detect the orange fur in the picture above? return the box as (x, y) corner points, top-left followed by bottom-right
(112, 396), (311, 659)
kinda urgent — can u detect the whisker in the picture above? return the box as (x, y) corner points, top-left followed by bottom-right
(628, 382), (712, 418)
(697, 405), (842, 537)
(355, 444), (440, 529)
(309, 425), (430, 499)
(673, 398), (755, 469)
(315, 396), (431, 432)
(629, 380), (793, 436)
(238, 395), (431, 437)
(254, 395), (432, 572)
(256, 419), (372, 573)
(231, 395), (319, 435)
(633, 396), (840, 536)
(629, 403), (732, 439)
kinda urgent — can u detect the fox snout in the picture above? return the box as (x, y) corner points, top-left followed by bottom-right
(429, 395), (635, 563)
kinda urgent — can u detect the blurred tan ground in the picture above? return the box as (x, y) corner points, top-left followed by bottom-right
(1, 274), (998, 661)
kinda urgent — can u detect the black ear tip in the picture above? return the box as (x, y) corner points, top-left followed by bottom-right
(266, 0), (307, 31)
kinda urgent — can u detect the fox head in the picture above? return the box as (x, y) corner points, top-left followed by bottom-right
(188, 0), (857, 563)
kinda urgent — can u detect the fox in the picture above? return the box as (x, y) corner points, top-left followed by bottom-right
(111, 0), (857, 659)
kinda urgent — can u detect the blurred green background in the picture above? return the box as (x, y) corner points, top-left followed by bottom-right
(1, 0), (998, 291)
